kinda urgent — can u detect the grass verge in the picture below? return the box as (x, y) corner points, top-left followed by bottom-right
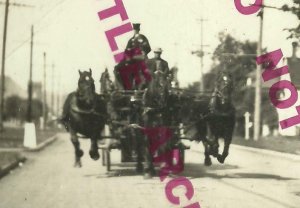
(0, 127), (60, 148)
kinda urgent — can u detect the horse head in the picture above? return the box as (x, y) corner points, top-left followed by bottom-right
(145, 70), (169, 109)
(77, 69), (96, 106)
(214, 72), (233, 108)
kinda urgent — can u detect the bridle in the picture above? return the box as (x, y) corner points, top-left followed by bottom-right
(213, 76), (232, 103)
(77, 74), (96, 106)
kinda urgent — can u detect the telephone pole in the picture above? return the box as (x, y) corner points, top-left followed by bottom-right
(0, 0), (9, 131)
(27, 25), (34, 122)
(0, 0), (34, 130)
(199, 17), (207, 92)
(253, 6), (264, 141)
(42, 52), (47, 129)
(51, 63), (55, 116)
(56, 69), (60, 117)
(192, 17), (209, 91)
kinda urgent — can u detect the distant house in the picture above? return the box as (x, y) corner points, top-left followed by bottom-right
(246, 69), (280, 137)
(277, 42), (300, 136)
(246, 70), (280, 89)
(248, 42), (300, 136)
(0, 76), (27, 98)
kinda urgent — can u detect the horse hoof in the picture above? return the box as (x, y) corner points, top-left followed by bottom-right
(217, 155), (225, 164)
(136, 164), (144, 173)
(74, 161), (82, 168)
(143, 167), (155, 179)
(204, 158), (212, 166)
(143, 173), (153, 179)
(89, 150), (100, 161)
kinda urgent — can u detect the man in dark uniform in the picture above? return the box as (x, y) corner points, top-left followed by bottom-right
(147, 47), (170, 80)
(126, 23), (151, 60)
(115, 23), (152, 90)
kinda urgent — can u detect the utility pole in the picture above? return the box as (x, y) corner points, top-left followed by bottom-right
(174, 42), (178, 66)
(199, 17), (207, 92)
(192, 17), (209, 92)
(51, 63), (55, 116)
(42, 52), (47, 129)
(253, 5), (264, 141)
(56, 69), (60, 117)
(0, 1), (34, 130)
(0, 0), (9, 131)
(27, 25), (34, 122)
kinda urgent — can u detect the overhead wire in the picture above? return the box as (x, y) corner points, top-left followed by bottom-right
(5, 0), (72, 60)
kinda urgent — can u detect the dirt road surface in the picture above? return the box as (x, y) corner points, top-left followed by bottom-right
(0, 133), (300, 208)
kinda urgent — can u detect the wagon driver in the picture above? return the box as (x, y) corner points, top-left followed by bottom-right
(125, 23), (151, 60)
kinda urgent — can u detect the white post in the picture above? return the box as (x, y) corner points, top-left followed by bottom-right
(244, 112), (252, 140)
(24, 122), (37, 148)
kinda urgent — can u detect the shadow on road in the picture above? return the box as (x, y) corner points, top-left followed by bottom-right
(182, 163), (295, 180)
(84, 162), (145, 178)
(83, 162), (294, 180)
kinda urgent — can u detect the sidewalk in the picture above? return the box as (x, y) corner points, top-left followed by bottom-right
(187, 139), (300, 161)
(232, 135), (300, 155)
(0, 133), (58, 179)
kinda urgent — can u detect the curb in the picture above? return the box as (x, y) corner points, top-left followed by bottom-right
(231, 144), (300, 161)
(0, 156), (26, 179)
(0, 148), (23, 152)
(24, 135), (58, 152)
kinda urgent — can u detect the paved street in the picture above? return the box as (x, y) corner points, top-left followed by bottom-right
(0, 133), (300, 208)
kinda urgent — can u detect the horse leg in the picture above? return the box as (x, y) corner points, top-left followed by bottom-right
(142, 116), (155, 179)
(135, 130), (144, 173)
(89, 136), (100, 160)
(211, 135), (220, 158)
(198, 122), (212, 166)
(202, 139), (212, 166)
(70, 131), (83, 167)
(217, 136), (232, 164)
(143, 140), (155, 179)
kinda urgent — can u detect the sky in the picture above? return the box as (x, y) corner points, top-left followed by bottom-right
(0, 0), (298, 94)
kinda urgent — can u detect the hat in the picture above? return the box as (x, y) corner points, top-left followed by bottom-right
(132, 23), (141, 30)
(153, 47), (163, 53)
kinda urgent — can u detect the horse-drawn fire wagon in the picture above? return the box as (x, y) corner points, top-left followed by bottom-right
(60, 25), (235, 178)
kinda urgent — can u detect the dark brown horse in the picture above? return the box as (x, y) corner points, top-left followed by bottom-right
(207, 72), (235, 164)
(179, 94), (212, 165)
(60, 69), (107, 167)
(179, 72), (235, 166)
(141, 70), (172, 178)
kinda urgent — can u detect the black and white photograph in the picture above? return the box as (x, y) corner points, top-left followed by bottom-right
(0, 0), (300, 207)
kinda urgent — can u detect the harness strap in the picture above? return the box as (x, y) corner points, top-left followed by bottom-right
(70, 105), (106, 118)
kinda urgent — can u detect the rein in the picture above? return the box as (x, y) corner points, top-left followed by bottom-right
(70, 105), (106, 118)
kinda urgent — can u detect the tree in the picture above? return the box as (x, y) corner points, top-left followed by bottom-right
(204, 32), (258, 111)
(202, 33), (278, 136)
(278, 1), (300, 39)
(5, 95), (22, 119)
(4, 95), (44, 125)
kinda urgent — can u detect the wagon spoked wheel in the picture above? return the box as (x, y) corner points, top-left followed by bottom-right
(102, 149), (106, 166)
(106, 149), (111, 172)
